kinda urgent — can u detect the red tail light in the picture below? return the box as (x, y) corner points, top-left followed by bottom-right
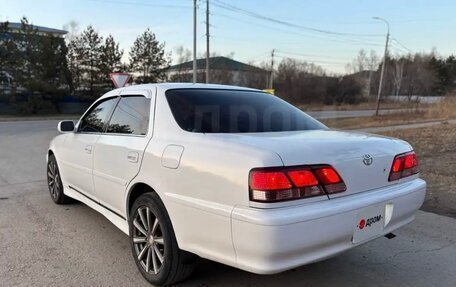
(313, 167), (341, 184)
(287, 169), (318, 187)
(249, 165), (346, 203)
(250, 171), (292, 190)
(389, 151), (419, 181)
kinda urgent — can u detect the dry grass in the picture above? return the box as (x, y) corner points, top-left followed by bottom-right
(321, 110), (430, 129)
(322, 98), (456, 130)
(379, 124), (456, 218)
(427, 96), (456, 119)
(301, 100), (432, 112)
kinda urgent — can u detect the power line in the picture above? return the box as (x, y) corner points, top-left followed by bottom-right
(211, 11), (385, 48)
(212, 0), (383, 38)
(210, 1), (419, 55)
(275, 50), (348, 62)
(389, 44), (410, 55)
(391, 37), (412, 53)
(84, 0), (398, 54)
(85, 0), (415, 74)
(274, 54), (348, 66)
(244, 51), (271, 62)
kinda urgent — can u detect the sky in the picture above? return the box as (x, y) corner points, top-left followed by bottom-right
(1, 0), (455, 74)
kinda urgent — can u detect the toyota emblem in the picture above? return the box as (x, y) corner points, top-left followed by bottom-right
(363, 154), (373, 166)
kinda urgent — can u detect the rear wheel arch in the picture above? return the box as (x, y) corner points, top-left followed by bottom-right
(126, 182), (188, 253)
(127, 182), (160, 219)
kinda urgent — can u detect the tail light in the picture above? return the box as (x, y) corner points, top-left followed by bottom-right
(389, 151), (419, 181)
(249, 165), (346, 203)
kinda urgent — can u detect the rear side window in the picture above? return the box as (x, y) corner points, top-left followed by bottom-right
(165, 89), (326, 133)
(106, 96), (150, 135)
(79, 97), (117, 133)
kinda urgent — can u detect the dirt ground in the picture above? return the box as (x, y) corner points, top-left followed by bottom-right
(379, 123), (456, 218)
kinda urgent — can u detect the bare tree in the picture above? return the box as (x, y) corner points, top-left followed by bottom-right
(174, 45), (191, 64)
(382, 52), (437, 102)
(392, 58), (405, 97)
(352, 49), (369, 73)
(274, 58), (336, 104)
(366, 50), (380, 97)
(170, 46), (192, 82)
(62, 21), (79, 43)
(243, 61), (269, 89)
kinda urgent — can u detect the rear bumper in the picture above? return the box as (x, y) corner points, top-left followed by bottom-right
(231, 178), (426, 274)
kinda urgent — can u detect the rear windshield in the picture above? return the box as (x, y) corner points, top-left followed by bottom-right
(165, 89), (326, 133)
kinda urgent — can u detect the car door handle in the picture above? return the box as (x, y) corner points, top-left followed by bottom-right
(84, 145), (92, 154)
(127, 151), (139, 163)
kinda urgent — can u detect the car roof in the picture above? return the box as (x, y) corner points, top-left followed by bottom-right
(99, 83), (261, 100)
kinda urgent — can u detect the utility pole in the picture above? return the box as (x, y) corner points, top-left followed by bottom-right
(205, 0), (210, 83)
(269, 49), (275, 89)
(193, 0), (197, 84)
(373, 17), (390, 116)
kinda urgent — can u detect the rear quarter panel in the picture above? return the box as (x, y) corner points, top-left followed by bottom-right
(130, 89), (283, 267)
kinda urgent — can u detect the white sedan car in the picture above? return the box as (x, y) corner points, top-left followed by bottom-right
(47, 83), (426, 285)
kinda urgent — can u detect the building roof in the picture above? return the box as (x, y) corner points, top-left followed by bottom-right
(168, 56), (267, 73)
(4, 22), (68, 35)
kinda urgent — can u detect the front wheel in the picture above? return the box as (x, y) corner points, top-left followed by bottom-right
(47, 154), (72, 204)
(129, 193), (196, 286)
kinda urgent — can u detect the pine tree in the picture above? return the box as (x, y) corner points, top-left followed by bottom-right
(37, 34), (70, 111)
(67, 34), (84, 95)
(0, 21), (12, 76)
(15, 17), (40, 95)
(129, 28), (169, 83)
(101, 34), (123, 88)
(70, 25), (104, 99)
(0, 21), (18, 102)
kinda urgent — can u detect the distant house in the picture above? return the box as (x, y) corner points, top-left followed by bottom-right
(167, 56), (270, 88)
(1, 22), (67, 37)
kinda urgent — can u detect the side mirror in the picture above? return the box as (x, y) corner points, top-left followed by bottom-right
(58, 121), (75, 133)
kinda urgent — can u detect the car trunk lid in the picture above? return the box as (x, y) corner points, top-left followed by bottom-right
(208, 129), (412, 199)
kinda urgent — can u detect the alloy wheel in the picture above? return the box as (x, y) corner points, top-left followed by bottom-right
(47, 160), (60, 200)
(132, 206), (165, 274)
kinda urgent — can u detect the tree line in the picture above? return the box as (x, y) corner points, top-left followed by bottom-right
(0, 18), (169, 113)
(274, 48), (456, 106)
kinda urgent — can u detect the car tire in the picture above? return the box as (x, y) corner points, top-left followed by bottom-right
(47, 154), (72, 204)
(129, 192), (196, 286)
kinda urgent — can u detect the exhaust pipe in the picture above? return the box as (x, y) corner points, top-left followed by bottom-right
(384, 232), (396, 239)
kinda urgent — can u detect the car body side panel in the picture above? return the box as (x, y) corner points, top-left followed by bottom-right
(92, 88), (155, 217)
(57, 133), (100, 196)
(128, 90), (284, 267)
